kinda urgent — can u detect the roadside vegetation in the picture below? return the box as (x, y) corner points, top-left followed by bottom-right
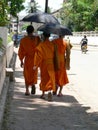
(0, 0), (25, 26)
(7, 33), (13, 43)
(0, 0), (98, 32)
(59, 0), (98, 31)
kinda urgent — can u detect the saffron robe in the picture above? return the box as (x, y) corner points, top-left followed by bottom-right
(53, 38), (69, 87)
(18, 35), (40, 86)
(34, 39), (55, 92)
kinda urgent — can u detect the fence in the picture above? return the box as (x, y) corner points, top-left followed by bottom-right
(73, 31), (98, 37)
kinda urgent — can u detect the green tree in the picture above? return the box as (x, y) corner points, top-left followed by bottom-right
(7, 0), (25, 17)
(0, 0), (9, 26)
(0, 0), (25, 26)
(60, 0), (98, 31)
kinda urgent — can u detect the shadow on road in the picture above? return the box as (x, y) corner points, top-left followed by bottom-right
(1, 59), (98, 130)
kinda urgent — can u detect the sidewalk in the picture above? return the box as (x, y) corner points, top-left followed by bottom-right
(1, 47), (98, 130)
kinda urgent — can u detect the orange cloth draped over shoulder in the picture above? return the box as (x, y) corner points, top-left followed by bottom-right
(34, 39), (56, 92)
(53, 38), (69, 87)
(18, 35), (40, 86)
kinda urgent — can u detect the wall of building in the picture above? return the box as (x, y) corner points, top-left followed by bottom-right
(0, 27), (7, 47)
(6, 42), (14, 68)
(0, 27), (14, 95)
(0, 52), (6, 95)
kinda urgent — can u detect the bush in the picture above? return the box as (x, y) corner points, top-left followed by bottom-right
(7, 35), (12, 43)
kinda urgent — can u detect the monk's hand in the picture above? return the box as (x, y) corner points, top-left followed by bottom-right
(67, 66), (70, 70)
(33, 66), (37, 70)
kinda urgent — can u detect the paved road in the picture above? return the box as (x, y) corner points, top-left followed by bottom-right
(69, 46), (98, 112)
(1, 47), (98, 130)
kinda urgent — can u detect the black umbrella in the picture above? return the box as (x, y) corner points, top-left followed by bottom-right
(37, 23), (73, 36)
(22, 12), (60, 24)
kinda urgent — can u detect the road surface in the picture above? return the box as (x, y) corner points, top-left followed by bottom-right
(1, 46), (98, 130)
(68, 46), (98, 112)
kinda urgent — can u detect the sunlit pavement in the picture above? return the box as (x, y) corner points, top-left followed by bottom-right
(68, 47), (98, 112)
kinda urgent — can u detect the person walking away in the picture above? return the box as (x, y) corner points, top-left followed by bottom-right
(33, 32), (56, 101)
(12, 32), (18, 47)
(18, 25), (40, 95)
(52, 35), (71, 96)
(66, 37), (73, 50)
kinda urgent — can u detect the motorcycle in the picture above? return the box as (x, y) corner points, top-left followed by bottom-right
(81, 44), (87, 54)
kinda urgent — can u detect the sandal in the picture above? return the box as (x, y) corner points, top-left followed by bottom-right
(57, 93), (63, 97)
(53, 91), (56, 95)
(25, 92), (30, 96)
(53, 85), (58, 95)
(40, 95), (45, 99)
(48, 92), (52, 101)
(31, 85), (36, 94)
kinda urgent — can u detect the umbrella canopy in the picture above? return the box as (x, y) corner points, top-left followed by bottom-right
(22, 12), (60, 24)
(37, 23), (73, 36)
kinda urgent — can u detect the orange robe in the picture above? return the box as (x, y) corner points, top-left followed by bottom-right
(53, 38), (69, 87)
(18, 35), (40, 86)
(34, 39), (55, 92)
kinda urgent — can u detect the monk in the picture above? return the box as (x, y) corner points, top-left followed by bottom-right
(18, 25), (40, 95)
(66, 37), (73, 49)
(52, 35), (71, 96)
(33, 32), (55, 101)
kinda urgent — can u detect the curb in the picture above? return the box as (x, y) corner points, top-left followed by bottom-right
(0, 77), (9, 129)
(0, 50), (17, 129)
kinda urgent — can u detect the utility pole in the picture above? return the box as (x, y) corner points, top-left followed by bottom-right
(30, 0), (35, 13)
(30, 0), (35, 24)
(45, 0), (48, 13)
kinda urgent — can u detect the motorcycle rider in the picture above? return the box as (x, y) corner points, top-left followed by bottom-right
(80, 35), (88, 53)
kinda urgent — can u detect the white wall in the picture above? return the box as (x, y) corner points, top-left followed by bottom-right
(65, 36), (98, 46)
(0, 27), (7, 47)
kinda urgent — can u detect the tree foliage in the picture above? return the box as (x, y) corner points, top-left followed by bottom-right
(7, 0), (25, 17)
(0, 0), (9, 26)
(60, 0), (98, 31)
(0, 0), (25, 26)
